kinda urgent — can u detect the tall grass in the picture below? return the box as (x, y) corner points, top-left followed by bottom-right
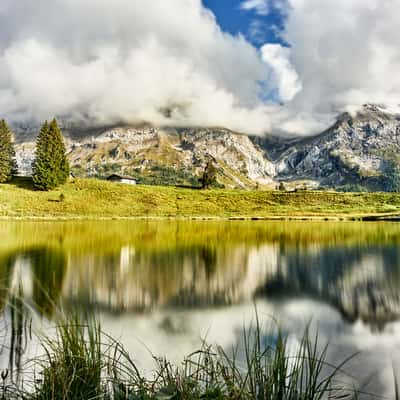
(31, 316), (104, 400)
(1, 315), (358, 400)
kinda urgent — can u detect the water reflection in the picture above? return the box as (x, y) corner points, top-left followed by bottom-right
(0, 220), (399, 396)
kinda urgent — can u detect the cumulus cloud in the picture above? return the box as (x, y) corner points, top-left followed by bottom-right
(240, 0), (270, 16)
(1, 0), (400, 136)
(266, 0), (400, 135)
(261, 44), (301, 102)
(247, 20), (268, 44)
(0, 0), (278, 134)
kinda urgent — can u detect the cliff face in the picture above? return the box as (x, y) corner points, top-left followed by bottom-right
(67, 127), (276, 188)
(15, 126), (277, 189)
(256, 104), (400, 189)
(13, 104), (400, 190)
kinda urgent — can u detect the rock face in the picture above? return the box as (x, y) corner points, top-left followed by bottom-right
(13, 104), (400, 190)
(15, 126), (277, 189)
(256, 104), (400, 190)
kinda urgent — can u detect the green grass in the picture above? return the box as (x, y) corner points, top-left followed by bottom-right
(1, 177), (400, 219)
(31, 316), (104, 400)
(4, 312), (359, 400)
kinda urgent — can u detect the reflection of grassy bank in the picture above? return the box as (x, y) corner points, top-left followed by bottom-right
(1, 220), (400, 257)
(1, 220), (400, 321)
(2, 178), (400, 219)
(1, 220), (400, 308)
(6, 315), (356, 399)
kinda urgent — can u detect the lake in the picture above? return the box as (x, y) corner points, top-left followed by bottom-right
(0, 220), (400, 397)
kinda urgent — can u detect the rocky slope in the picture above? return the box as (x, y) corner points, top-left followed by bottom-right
(13, 104), (400, 190)
(255, 104), (400, 190)
(15, 126), (277, 189)
(68, 127), (276, 188)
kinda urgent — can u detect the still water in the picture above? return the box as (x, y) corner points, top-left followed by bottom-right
(1, 220), (400, 396)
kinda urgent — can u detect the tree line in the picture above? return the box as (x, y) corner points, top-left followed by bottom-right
(0, 118), (70, 190)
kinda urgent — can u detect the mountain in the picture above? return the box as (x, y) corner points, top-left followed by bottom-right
(255, 104), (400, 191)
(13, 104), (400, 190)
(15, 125), (277, 189)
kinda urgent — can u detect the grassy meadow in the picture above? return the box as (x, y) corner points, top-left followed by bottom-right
(1, 177), (400, 219)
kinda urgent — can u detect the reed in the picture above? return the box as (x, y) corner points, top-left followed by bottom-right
(11, 315), (358, 400)
(30, 316), (104, 400)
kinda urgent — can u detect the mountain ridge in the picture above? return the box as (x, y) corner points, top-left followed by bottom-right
(13, 104), (400, 191)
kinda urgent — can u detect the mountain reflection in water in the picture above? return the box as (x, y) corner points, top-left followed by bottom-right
(0, 220), (399, 396)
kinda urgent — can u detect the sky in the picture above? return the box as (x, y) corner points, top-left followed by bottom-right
(0, 0), (399, 136)
(202, 0), (286, 46)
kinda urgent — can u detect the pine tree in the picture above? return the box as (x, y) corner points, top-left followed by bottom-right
(32, 119), (70, 190)
(383, 160), (400, 192)
(0, 119), (17, 183)
(50, 119), (70, 185)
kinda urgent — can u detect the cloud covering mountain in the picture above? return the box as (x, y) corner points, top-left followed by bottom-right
(0, 0), (275, 133)
(1, 0), (400, 136)
(268, 0), (400, 135)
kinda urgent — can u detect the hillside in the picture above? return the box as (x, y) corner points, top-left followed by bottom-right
(15, 126), (276, 189)
(13, 104), (400, 191)
(255, 104), (400, 191)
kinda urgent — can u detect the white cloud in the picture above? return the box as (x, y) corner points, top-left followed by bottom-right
(240, 0), (270, 15)
(0, 0), (277, 135)
(266, 0), (400, 135)
(2, 0), (400, 137)
(248, 20), (267, 44)
(261, 44), (301, 102)
(237, 0), (400, 136)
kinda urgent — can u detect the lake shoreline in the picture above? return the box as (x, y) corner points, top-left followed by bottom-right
(1, 214), (400, 221)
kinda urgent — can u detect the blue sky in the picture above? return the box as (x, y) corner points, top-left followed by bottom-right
(202, 0), (286, 47)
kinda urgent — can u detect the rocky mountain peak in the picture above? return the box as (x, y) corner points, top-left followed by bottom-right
(12, 104), (400, 191)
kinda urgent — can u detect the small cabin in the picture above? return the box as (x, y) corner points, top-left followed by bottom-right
(107, 174), (137, 185)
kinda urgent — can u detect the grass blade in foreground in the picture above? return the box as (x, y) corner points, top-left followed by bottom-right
(18, 315), (359, 399)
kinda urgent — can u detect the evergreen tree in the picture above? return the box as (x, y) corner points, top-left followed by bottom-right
(278, 182), (286, 191)
(383, 160), (400, 192)
(32, 119), (70, 190)
(0, 119), (17, 183)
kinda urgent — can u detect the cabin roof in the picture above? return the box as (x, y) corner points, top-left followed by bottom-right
(107, 174), (136, 181)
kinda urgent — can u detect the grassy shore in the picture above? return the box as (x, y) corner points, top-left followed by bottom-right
(1, 177), (400, 220)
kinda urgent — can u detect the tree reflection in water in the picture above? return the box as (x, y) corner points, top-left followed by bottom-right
(0, 221), (398, 396)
